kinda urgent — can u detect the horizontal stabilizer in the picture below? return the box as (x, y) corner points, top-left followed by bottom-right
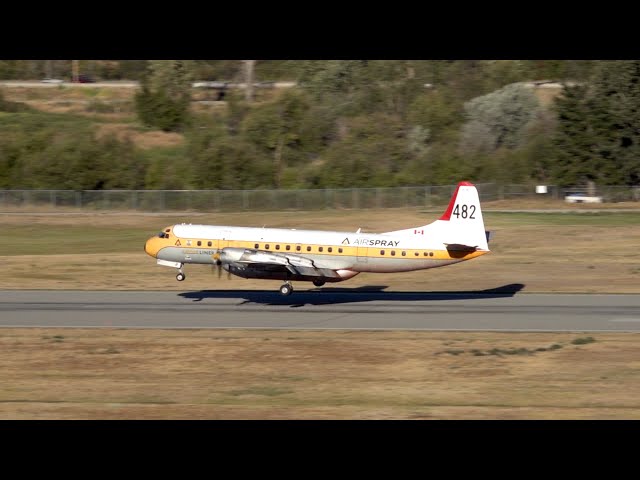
(444, 243), (478, 252)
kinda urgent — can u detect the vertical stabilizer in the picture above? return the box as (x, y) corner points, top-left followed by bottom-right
(384, 181), (489, 251)
(436, 181), (489, 250)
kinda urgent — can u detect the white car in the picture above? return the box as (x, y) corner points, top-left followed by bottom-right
(41, 78), (64, 84)
(192, 81), (227, 89)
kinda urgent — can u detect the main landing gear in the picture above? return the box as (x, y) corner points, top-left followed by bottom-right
(279, 279), (325, 295)
(279, 282), (293, 296)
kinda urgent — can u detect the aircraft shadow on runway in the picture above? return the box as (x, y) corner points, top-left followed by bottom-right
(178, 283), (525, 307)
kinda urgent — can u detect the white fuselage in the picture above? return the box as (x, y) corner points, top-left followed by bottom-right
(147, 223), (486, 279)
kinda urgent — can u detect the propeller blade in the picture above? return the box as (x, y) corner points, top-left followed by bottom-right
(212, 251), (223, 279)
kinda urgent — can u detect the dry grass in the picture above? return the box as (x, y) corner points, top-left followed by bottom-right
(0, 329), (638, 419)
(532, 86), (564, 107)
(95, 123), (184, 149)
(2, 86), (136, 102)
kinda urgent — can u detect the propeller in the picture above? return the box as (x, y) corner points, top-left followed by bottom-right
(212, 251), (231, 280)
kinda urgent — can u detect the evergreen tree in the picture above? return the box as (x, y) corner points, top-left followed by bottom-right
(552, 61), (640, 186)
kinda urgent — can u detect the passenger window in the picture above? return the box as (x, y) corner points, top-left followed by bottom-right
(338, 248), (343, 253)
(328, 247), (332, 253)
(306, 246), (311, 252)
(197, 241), (202, 246)
(319, 247), (323, 252)
(296, 245), (301, 251)
(380, 250), (385, 255)
(276, 245), (280, 250)
(286, 245), (291, 251)
(391, 251), (396, 256)
(414, 252), (419, 256)
(266, 244), (270, 249)
(402, 251), (406, 256)
(429, 252), (434, 257)
(255, 243), (259, 249)
(208, 241), (212, 247)
(424, 252), (428, 256)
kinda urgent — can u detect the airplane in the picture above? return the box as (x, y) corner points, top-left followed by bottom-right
(144, 181), (491, 295)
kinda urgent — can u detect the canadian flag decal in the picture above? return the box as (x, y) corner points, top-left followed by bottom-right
(414, 229), (424, 235)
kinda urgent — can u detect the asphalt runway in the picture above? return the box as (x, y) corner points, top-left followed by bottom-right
(1, 286), (640, 332)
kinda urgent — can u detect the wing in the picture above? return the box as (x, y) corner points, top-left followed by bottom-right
(219, 248), (341, 278)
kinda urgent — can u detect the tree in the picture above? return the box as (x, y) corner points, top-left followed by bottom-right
(134, 61), (192, 132)
(552, 61), (640, 186)
(241, 90), (311, 188)
(459, 83), (542, 155)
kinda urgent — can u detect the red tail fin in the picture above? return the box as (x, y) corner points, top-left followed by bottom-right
(439, 181), (475, 221)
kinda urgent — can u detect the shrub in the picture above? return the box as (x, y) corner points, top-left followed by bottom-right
(571, 337), (596, 345)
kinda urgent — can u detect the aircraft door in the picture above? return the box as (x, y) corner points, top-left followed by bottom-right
(356, 246), (368, 263)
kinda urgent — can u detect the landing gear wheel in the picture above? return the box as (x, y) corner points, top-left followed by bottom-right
(176, 272), (186, 282)
(279, 283), (293, 296)
(313, 280), (325, 287)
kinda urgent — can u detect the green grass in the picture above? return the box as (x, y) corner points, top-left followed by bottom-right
(0, 111), (96, 130)
(4, 225), (152, 255)
(484, 211), (640, 227)
(442, 342), (569, 356)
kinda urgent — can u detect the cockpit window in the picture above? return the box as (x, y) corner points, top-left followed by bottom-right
(157, 232), (169, 239)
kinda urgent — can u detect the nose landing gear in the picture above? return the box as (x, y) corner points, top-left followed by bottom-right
(176, 264), (185, 282)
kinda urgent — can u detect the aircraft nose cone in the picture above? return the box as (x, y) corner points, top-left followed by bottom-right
(144, 237), (159, 257)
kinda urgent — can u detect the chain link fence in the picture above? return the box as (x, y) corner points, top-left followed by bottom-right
(0, 184), (638, 212)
